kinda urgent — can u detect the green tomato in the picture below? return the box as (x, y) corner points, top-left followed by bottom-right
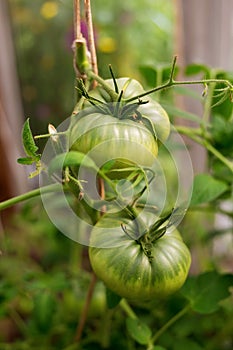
(70, 113), (158, 168)
(89, 212), (191, 304)
(87, 77), (170, 143)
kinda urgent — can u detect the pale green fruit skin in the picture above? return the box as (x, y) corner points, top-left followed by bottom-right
(89, 213), (191, 304)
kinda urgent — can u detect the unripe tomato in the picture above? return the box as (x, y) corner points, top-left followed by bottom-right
(70, 113), (158, 168)
(87, 77), (170, 143)
(89, 212), (191, 305)
(69, 77), (170, 172)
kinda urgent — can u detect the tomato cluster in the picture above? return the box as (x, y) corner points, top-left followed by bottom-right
(68, 76), (191, 304)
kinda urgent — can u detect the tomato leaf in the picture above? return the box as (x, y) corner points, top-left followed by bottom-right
(190, 174), (228, 206)
(181, 271), (233, 314)
(163, 104), (201, 123)
(185, 63), (210, 78)
(126, 317), (152, 345)
(106, 288), (121, 309)
(48, 151), (98, 175)
(22, 118), (39, 158)
(17, 156), (35, 165)
(153, 346), (167, 350)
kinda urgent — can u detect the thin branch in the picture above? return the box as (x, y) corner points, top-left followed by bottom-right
(175, 126), (233, 173)
(0, 184), (62, 211)
(124, 56), (233, 103)
(73, 0), (81, 39)
(120, 299), (138, 319)
(84, 0), (98, 82)
(87, 70), (119, 100)
(74, 273), (97, 342)
(151, 304), (190, 344)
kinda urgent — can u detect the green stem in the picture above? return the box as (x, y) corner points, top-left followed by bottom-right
(124, 56), (233, 103)
(0, 184), (62, 211)
(203, 141), (233, 173)
(151, 304), (190, 344)
(175, 126), (233, 173)
(34, 131), (68, 139)
(125, 77), (232, 103)
(175, 125), (203, 137)
(120, 299), (138, 319)
(202, 72), (216, 127)
(87, 70), (119, 101)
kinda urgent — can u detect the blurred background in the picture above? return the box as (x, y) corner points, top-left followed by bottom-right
(0, 1), (233, 348)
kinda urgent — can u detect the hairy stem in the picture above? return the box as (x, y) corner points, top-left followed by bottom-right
(0, 184), (62, 211)
(120, 299), (138, 319)
(175, 126), (233, 173)
(87, 70), (119, 100)
(124, 56), (233, 103)
(151, 304), (190, 344)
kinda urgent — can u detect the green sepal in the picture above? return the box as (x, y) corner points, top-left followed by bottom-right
(108, 64), (119, 93)
(148, 210), (173, 235)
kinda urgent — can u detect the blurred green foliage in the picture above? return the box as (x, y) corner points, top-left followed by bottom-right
(9, 0), (174, 134)
(0, 201), (232, 349)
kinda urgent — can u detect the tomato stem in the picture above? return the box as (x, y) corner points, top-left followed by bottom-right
(175, 126), (233, 173)
(124, 55), (233, 104)
(87, 70), (119, 101)
(151, 304), (191, 345)
(0, 184), (62, 211)
(120, 299), (138, 319)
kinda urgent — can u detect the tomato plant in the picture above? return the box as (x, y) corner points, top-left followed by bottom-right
(1, 1), (233, 349)
(89, 212), (191, 304)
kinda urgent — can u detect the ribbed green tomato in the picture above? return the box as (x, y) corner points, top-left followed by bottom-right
(69, 113), (158, 168)
(89, 212), (191, 304)
(86, 77), (170, 143)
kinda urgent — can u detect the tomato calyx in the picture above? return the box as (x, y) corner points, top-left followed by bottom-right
(121, 211), (173, 262)
(78, 78), (148, 118)
(77, 79), (158, 141)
